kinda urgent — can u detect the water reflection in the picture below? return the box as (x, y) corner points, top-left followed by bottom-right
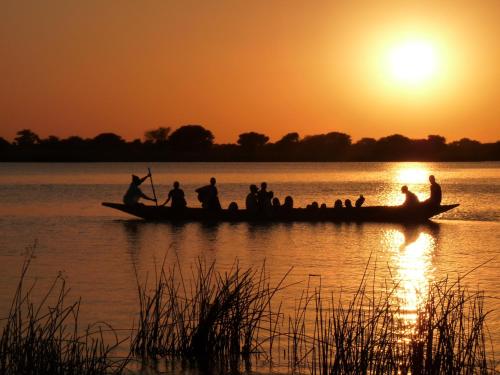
(383, 223), (440, 326)
(383, 163), (432, 205)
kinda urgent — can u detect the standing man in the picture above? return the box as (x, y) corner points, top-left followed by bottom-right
(196, 177), (221, 211)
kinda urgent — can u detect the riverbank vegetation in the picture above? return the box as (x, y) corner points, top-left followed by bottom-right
(0, 253), (496, 374)
(1, 126), (499, 161)
(0, 253), (128, 375)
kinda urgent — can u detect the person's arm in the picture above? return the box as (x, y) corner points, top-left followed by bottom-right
(140, 173), (151, 184)
(161, 196), (171, 207)
(139, 191), (156, 202)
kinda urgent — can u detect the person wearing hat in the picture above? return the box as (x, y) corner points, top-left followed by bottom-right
(123, 173), (156, 206)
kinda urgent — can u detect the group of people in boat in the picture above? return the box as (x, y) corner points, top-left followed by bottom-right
(401, 175), (442, 207)
(123, 173), (442, 210)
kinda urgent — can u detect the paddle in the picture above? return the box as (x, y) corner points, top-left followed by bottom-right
(148, 167), (159, 207)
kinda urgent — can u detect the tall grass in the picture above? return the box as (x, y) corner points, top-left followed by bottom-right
(1, 252), (494, 374)
(0, 252), (128, 375)
(130, 258), (290, 371)
(131, 258), (495, 374)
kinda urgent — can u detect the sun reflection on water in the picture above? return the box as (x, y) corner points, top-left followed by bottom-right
(383, 226), (436, 328)
(382, 164), (432, 205)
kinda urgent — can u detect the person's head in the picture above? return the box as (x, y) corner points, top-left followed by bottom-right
(250, 184), (258, 193)
(210, 177), (216, 185)
(429, 175), (436, 184)
(345, 199), (352, 208)
(272, 197), (280, 207)
(261, 182), (267, 190)
(132, 175), (141, 184)
(401, 185), (408, 194)
(334, 199), (343, 208)
(284, 196), (293, 207)
(320, 203), (327, 209)
(173, 181), (180, 188)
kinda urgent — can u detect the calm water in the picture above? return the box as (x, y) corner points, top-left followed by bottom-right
(0, 162), (499, 372)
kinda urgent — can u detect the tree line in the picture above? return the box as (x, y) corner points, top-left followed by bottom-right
(0, 125), (498, 162)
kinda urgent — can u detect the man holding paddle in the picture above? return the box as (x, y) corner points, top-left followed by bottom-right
(123, 172), (157, 206)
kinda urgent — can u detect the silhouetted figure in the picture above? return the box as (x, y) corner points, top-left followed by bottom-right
(345, 199), (353, 208)
(334, 199), (343, 209)
(283, 196), (294, 209)
(161, 181), (186, 209)
(307, 201), (319, 210)
(272, 197), (281, 208)
(245, 184), (259, 213)
(320, 203), (327, 209)
(257, 182), (273, 212)
(196, 177), (221, 211)
(123, 173), (156, 205)
(401, 185), (419, 207)
(425, 175), (442, 206)
(355, 195), (365, 208)
(228, 202), (238, 212)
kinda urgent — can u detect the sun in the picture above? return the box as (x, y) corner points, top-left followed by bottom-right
(387, 40), (438, 85)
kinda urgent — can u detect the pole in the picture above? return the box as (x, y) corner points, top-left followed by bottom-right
(148, 167), (158, 207)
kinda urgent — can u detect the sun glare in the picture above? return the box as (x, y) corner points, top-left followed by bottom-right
(388, 40), (438, 85)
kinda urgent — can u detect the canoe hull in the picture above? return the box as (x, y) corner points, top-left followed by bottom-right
(102, 202), (459, 223)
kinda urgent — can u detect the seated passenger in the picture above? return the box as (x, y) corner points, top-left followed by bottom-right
(161, 181), (186, 209)
(310, 201), (319, 209)
(345, 199), (353, 208)
(334, 199), (343, 209)
(123, 173), (156, 206)
(272, 197), (281, 208)
(320, 203), (327, 209)
(245, 184), (259, 213)
(283, 196), (294, 209)
(401, 185), (419, 207)
(257, 182), (273, 211)
(355, 195), (365, 208)
(228, 201), (238, 212)
(424, 175), (442, 206)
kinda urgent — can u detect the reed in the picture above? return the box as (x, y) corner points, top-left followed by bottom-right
(131, 257), (495, 374)
(0, 252), (128, 375)
(285, 275), (494, 374)
(130, 258), (290, 371)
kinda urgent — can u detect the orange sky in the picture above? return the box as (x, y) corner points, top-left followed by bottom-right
(1, 0), (499, 143)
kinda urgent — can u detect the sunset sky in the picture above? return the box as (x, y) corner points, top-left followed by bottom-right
(1, 0), (499, 143)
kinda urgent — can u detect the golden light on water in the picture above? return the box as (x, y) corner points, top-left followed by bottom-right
(382, 164), (431, 205)
(384, 227), (436, 327)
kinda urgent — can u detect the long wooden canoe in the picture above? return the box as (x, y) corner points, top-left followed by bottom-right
(102, 202), (459, 223)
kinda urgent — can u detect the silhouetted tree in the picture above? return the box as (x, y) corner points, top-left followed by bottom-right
(92, 133), (125, 147)
(144, 127), (171, 144)
(14, 129), (40, 146)
(351, 137), (377, 160)
(0, 137), (10, 151)
(41, 136), (60, 146)
(168, 125), (214, 152)
(301, 131), (351, 160)
(276, 132), (300, 146)
(375, 134), (411, 160)
(237, 132), (269, 151)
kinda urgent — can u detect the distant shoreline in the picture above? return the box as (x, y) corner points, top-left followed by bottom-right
(2, 127), (499, 162)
